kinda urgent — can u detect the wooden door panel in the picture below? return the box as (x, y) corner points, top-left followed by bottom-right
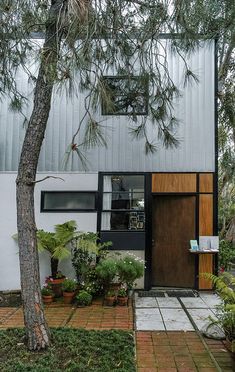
(152, 196), (196, 288)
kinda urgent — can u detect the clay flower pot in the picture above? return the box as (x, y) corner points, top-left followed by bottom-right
(42, 295), (53, 304)
(63, 291), (75, 304)
(105, 295), (116, 306)
(117, 296), (128, 306)
(47, 277), (65, 298)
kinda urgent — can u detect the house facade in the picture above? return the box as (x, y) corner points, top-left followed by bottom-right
(0, 38), (217, 291)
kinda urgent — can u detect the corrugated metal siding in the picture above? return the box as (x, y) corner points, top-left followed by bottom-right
(0, 40), (215, 172)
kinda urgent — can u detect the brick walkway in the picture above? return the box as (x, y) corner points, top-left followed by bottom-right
(0, 302), (234, 371)
(0, 299), (133, 331)
(136, 331), (235, 371)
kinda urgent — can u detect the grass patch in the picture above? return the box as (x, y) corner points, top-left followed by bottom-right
(0, 328), (135, 371)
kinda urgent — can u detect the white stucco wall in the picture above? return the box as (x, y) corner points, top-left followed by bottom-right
(0, 172), (98, 291)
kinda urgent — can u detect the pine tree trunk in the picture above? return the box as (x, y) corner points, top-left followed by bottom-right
(16, 0), (64, 350)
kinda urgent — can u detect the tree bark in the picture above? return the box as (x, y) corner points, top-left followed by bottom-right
(16, 0), (64, 350)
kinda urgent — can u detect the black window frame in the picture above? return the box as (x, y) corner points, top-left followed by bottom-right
(41, 191), (98, 212)
(100, 173), (146, 232)
(101, 75), (149, 116)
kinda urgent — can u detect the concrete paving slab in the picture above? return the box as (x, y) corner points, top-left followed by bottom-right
(135, 297), (158, 308)
(199, 293), (222, 308)
(136, 319), (165, 331)
(160, 308), (191, 323)
(187, 308), (217, 331)
(180, 297), (208, 308)
(156, 297), (182, 308)
(164, 320), (194, 331)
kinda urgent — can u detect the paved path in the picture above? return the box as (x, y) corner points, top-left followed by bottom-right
(0, 296), (234, 371)
(135, 292), (221, 332)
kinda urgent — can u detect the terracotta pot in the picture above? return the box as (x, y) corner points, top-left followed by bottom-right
(47, 277), (65, 298)
(42, 295), (53, 304)
(63, 291), (75, 304)
(105, 296), (116, 306)
(117, 296), (128, 306)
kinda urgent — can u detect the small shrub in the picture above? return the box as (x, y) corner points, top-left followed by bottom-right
(95, 259), (118, 289)
(41, 286), (53, 296)
(118, 288), (127, 297)
(76, 290), (92, 306)
(117, 254), (144, 289)
(62, 278), (77, 292)
(219, 240), (235, 271)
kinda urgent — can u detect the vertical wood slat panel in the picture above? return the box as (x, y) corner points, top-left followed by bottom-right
(199, 254), (213, 289)
(199, 194), (213, 235)
(152, 173), (197, 193)
(199, 173), (213, 193)
(199, 194), (214, 289)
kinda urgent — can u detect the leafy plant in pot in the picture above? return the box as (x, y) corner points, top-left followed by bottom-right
(41, 285), (54, 304)
(75, 290), (92, 306)
(95, 258), (118, 293)
(116, 254), (144, 295)
(117, 288), (128, 306)
(37, 220), (77, 297)
(105, 289), (116, 306)
(72, 232), (112, 283)
(62, 278), (77, 304)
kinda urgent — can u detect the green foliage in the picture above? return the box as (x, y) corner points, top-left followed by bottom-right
(95, 259), (118, 289)
(116, 254), (145, 289)
(41, 286), (53, 296)
(219, 240), (235, 270)
(36, 220), (77, 277)
(202, 272), (235, 340)
(37, 220), (77, 260)
(61, 278), (77, 293)
(71, 232), (111, 283)
(0, 328), (135, 371)
(75, 290), (92, 306)
(202, 273), (235, 304)
(118, 288), (127, 298)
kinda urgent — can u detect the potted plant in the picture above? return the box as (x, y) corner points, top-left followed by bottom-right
(105, 289), (116, 306)
(116, 254), (144, 295)
(75, 290), (92, 306)
(37, 220), (78, 297)
(41, 286), (54, 304)
(62, 278), (77, 304)
(117, 288), (128, 306)
(95, 258), (118, 292)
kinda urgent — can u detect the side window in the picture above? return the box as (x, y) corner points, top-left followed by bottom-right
(101, 175), (145, 230)
(41, 191), (97, 212)
(101, 76), (148, 115)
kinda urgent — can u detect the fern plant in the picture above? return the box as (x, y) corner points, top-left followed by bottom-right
(202, 273), (235, 341)
(37, 220), (77, 278)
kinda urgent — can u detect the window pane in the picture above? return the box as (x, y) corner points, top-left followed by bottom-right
(103, 175), (144, 192)
(101, 211), (145, 231)
(103, 192), (145, 210)
(43, 192), (96, 211)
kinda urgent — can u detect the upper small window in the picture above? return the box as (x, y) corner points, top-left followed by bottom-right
(41, 191), (97, 212)
(101, 76), (148, 115)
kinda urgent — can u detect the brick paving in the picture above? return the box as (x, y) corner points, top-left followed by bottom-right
(0, 301), (234, 371)
(67, 298), (133, 330)
(136, 331), (235, 371)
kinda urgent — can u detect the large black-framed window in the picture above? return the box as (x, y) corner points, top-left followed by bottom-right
(41, 191), (97, 212)
(101, 76), (149, 115)
(101, 174), (145, 231)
